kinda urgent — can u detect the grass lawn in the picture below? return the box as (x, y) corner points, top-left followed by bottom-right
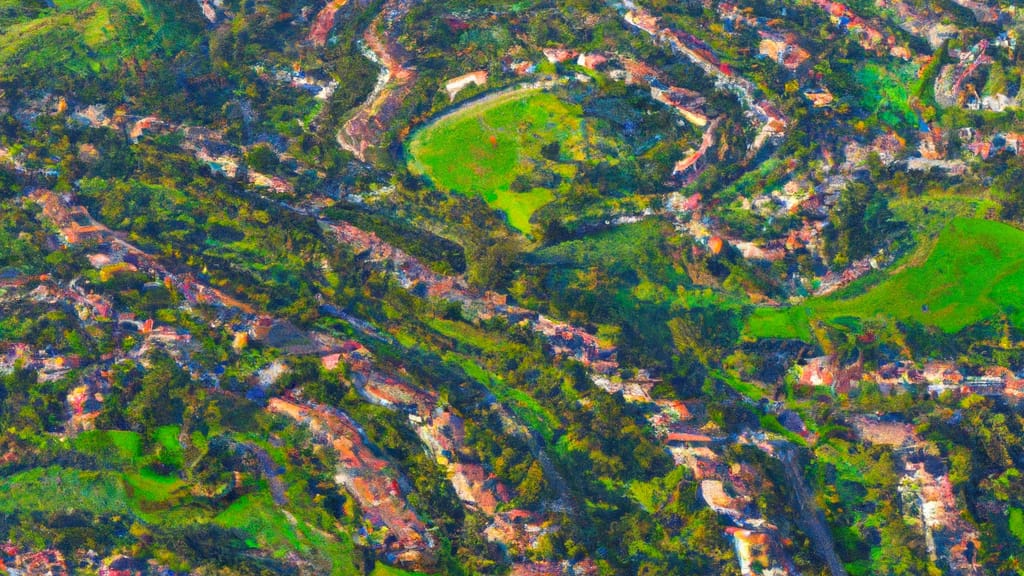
(154, 424), (185, 467)
(216, 491), (303, 551)
(73, 429), (143, 464)
(747, 218), (1024, 340)
(370, 565), (430, 576)
(215, 489), (359, 575)
(0, 466), (131, 515)
(407, 89), (585, 234)
(125, 468), (186, 504)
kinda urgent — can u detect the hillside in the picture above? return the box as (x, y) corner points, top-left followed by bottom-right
(748, 218), (1024, 340)
(3, 0), (1024, 575)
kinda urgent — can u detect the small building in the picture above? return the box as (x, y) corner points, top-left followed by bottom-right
(444, 71), (488, 102)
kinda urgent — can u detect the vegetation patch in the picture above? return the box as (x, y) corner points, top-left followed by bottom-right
(747, 218), (1024, 339)
(215, 491), (303, 552)
(0, 466), (131, 515)
(125, 468), (186, 504)
(0, 0), (199, 84)
(854, 60), (919, 131)
(407, 89), (589, 234)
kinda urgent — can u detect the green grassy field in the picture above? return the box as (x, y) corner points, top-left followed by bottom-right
(747, 218), (1024, 340)
(407, 89), (586, 234)
(125, 468), (186, 503)
(216, 491), (303, 550)
(0, 466), (131, 515)
(370, 564), (430, 576)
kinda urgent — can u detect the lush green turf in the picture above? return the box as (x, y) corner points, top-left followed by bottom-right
(370, 565), (430, 576)
(747, 218), (1024, 339)
(407, 89), (586, 233)
(216, 491), (303, 551)
(154, 424), (185, 467)
(125, 468), (186, 503)
(214, 488), (360, 575)
(74, 429), (143, 464)
(0, 466), (131, 515)
(1010, 507), (1024, 545)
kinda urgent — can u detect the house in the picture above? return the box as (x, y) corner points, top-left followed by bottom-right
(576, 52), (608, 70)
(624, 9), (661, 35)
(726, 527), (794, 576)
(922, 361), (962, 385)
(672, 125), (716, 182)
(267, 398), (435, 566)
(699, 479), (749, 522)
(444, 71), (488, 101)
(798, 354), (863, 393)
(541, 47), (579, 64)
(129, 116), (170, 142)
(804, 87), (834, 107)
(650, 85), (708, 126)
(450, 462), (511, 514)
(665, 431), (715, 446)
(851, 415), (918, 447)
(758, 31), (810, 71)
(509, 60), (535, 76)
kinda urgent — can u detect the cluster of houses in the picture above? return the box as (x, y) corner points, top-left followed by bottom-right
(691, 446), (799, 576)
(328, 221), (621, 372)
(27, 184), (568, 569)
(443, 70), (488, 101)
(332, 343), (571, 567)
(0, 545), (68, 576)
(934, 40), (996, 110)
(195, 0), (227, 25)
(623, 6), (787, 156)
(24, 184), (578, 571)
(267, 397), (437, 568)
(717, 3), (811, 72)
(878, 0), (961, 49)
(254, 63), (339, 102)
(949, 0), (1005, 24)
(337, 0), (418, 161)
(307, 0), (347, 45)
(0, 543), (185, 575)
(69, 101), (296, 195)
(851, 416), (982, 575)
(21, 183), (568, 572)
(581, 352), (806, 576)
(965, 130), (1024, 160)
(798, 355), (1024, 400)
(810, 0), (913, 60)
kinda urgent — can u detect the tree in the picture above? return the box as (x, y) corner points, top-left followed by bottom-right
(244, 144), (279, 174)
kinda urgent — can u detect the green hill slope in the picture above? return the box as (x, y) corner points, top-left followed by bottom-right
(747, 218), (1024, 340)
